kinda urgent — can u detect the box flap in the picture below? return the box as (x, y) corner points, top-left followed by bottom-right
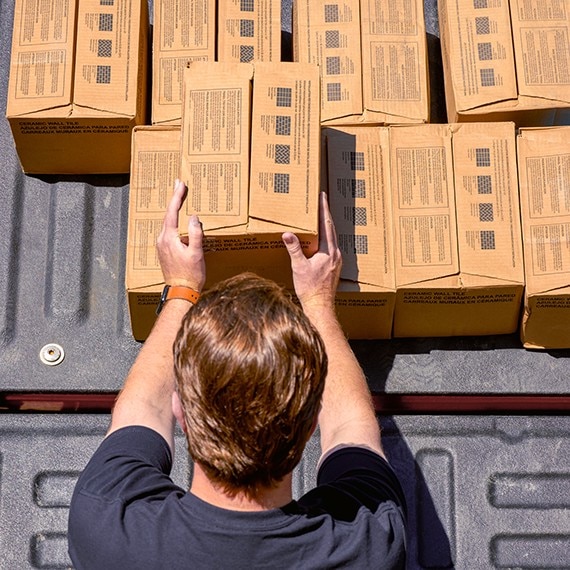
(517, 126), (570, 296)
(511, 1), (570, 103)
(391, 124), (460, 287)
(248, 62), (321, 232)
(293, 0), (363, 122)
(438, 0), (518, 114)
(73, 0), (146, 117)
(152, 0), (215, 125)
(324, 125), (395, 290)
(452, 122), (524, 284)
(127, 125), (182, 292)
(6, 0), (77, 118)
(361, 0), (430, 122)
(180, 62), (254, 231)
(218, 0), (281, 62)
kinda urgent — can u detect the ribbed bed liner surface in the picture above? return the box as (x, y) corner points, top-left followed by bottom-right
(1, 1), (569, 569)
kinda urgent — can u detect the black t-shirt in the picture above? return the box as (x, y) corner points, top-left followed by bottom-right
(68, 426), (406, 569)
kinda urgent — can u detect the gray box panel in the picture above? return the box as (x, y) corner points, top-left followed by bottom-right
(1, 415), (569, 569)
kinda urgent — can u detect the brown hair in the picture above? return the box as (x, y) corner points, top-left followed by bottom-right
(173, 273), (327, 496)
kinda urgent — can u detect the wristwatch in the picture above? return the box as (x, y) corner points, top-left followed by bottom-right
(156, 284), (200, 315)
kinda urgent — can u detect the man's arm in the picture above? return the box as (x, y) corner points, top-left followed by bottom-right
(282, 192), (384, 460)
(108, 181), (205, 451)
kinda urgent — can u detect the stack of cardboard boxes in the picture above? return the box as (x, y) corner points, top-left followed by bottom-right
(6, 0), (570, 347)
(128, 60), (321, 340)
(6, 0), (149, 174)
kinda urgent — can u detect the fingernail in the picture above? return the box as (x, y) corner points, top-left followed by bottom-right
(282, 233), (294, 244)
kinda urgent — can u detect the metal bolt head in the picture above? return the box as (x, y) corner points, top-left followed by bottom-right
(40, 344), (65, 366)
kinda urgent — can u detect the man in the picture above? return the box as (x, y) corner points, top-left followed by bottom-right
(68, 180), (406, 568)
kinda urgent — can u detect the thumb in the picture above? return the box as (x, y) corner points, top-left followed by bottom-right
(187, 215), (203, 249)
(282, 232), (306, 264)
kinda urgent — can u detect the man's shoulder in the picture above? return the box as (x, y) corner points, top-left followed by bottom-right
(296, 445), (407, 522)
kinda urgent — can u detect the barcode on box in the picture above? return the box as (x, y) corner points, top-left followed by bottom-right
(339, 234), (369, 255)
(276, 87), (292, 107)
(326, 30), (340, 48)
(479, 203), (494, 222)
(240, 20), (254, 37)
(345, 206), (368, 226)
(100, 0), (114, 5)
(478, 43), (492, 61)
(480, 230), (495, 249)
(350, 151), (365, 171)
(99, 14), (113, 32)
(327, 83), (341, 101)
(476, 148), (491, 167)
(475, 17), (490, 34)
(96, 65), (111, 84)
(275, 145), (290, 164)
(477, 175), (492, 194)
(98, 39), (112, 58)
(241, 0), (254, 11)
(274, 173), (290, 193)
(324, 5), (339, 23)
(275, 116), (291, 136)
(336, 179), (366, 199)
(240, 45), (254, 62)
(480, 68), (496, 87)
(352, 179), (366, 198)
(473, 0), (488, 8)
(326, 56), (341, 75)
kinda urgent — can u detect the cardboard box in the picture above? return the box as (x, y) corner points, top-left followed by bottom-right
(151, 0), (216, 125)
(7, 0), (148, 174)
(293, 0), (429, 125)
(218, 0), (281, 63)
(127, 126), (182, 341)
(180, 62), (320, 282)
(518, 127), (570, 349)
(439, 0), (570, 125)
(128, 62), (321, 340)
(391, 123), (524, 337)
(323, 126), (396, 339)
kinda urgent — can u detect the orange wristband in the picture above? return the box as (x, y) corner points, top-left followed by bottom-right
(156, 285), (200, 314)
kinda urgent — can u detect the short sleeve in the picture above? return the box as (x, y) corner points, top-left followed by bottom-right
(71, 426), (176, 503)
(68, 426), (184, 569)
(316, 446), (407, 518)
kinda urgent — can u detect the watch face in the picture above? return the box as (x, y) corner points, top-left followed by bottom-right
(160, 285), (171, 303)
(156, 285), (170, 315)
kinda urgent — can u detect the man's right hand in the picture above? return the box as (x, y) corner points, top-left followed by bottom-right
(157, 179), (206, 293)
(282, 192), (342, 311)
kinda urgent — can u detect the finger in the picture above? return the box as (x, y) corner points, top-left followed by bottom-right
(163, 180), (187, 234)
(318, 192), (338, 252)
(282, 232), (306, 266)
(186, 215), (204, 251)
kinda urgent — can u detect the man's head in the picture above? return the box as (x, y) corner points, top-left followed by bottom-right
(173, 273), (327, 496)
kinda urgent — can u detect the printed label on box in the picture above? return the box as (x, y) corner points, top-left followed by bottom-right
(133, 219), (162, 270)
(135, 151), (179, 213)
(185, 162), (243, 217)
(396, 147), (450, 208)
(399, 214), (453, 266)
(526, 154), (570, 218)
(160, 0), (212, 51)
(19, 0), (71, 45)
(186, 88), (244, 155)
(368, 0), (418, 35)
(530, 223), (570, 275)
